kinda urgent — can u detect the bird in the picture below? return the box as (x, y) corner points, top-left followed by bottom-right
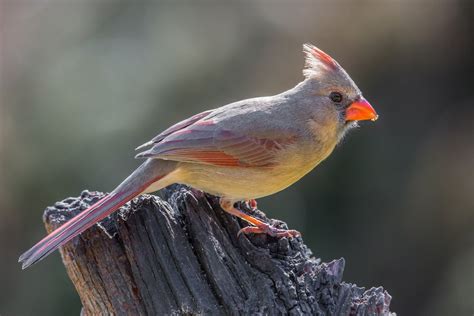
(19, 43), (378, 269)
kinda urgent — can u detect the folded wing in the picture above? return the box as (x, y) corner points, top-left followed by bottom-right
(136, 116), (296, 168)
(136, 110), (214, 150)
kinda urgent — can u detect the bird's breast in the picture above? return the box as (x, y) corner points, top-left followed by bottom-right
(174, 140), (336, 201)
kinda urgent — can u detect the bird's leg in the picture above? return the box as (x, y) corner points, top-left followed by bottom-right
(219, 198), (300, 238)
(220, 199), (265, 226)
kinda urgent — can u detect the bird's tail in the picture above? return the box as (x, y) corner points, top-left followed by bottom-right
(19, 159), (177, 269)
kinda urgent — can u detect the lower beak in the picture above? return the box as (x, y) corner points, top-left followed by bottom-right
(345, 98), (378, 122)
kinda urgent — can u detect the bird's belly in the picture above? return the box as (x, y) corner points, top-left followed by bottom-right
(176, 161), (317, 201)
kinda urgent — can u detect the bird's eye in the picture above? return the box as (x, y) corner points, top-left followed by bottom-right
(329, 92), (343, 103)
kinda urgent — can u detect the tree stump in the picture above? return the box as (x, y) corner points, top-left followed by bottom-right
(43, 185), (394, 315)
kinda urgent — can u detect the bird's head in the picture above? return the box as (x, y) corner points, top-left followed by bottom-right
(302, 43), (378, 138)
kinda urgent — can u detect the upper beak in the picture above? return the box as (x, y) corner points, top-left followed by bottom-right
(345, 98), (378, 122)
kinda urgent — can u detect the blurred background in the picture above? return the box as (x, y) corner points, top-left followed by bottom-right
(1, 0), (473, 315)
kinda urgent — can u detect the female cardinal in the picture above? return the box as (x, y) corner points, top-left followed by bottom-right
(19, 44), (378, 269)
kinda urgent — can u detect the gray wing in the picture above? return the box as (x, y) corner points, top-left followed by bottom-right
(135, 97), (300, 167)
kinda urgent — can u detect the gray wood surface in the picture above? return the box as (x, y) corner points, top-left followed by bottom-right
(43, 184), (393, 315)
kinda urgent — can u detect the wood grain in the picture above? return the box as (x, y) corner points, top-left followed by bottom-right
(43, 185), (393, 315)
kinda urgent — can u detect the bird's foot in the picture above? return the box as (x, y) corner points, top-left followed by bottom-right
(238, 223), (301, 238)
(219, 198), (299, 239)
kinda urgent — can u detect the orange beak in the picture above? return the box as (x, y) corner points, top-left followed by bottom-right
(345, 98), (378, 122)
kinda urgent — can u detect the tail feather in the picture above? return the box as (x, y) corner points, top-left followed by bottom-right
(18, 195), (108, 263)
(19, 192), (137, 269)
(19, 159), (176, 269)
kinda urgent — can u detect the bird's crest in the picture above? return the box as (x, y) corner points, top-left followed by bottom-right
(303, 43), (340, 78)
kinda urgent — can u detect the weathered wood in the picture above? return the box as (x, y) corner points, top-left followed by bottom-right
(43, 185), (393, 315)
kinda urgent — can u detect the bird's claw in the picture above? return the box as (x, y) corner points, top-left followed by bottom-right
(238, 223), (301, 238)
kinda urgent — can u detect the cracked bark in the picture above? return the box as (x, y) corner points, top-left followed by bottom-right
(43, 184), (394, 315)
